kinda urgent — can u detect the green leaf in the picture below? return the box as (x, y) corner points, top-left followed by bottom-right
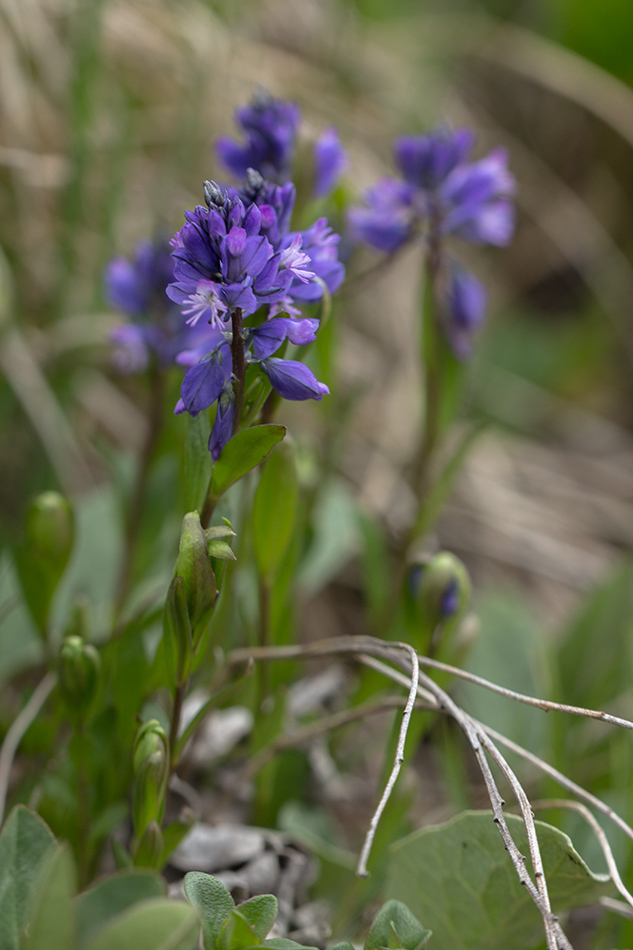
(235, 895), (278, 943)
(261, 940), (319, 950)
(207, 539), (237, 560)
(297, 479), (359, 595)
(328, 944), (356, 950)
(24, 843), (77, 950)
(183, 872), (235, 950)
(84, 898), (198, 950)
(208, 426), (286, 502)
(0, 805), (56, 950)
(75, 870), (166, 947)
(185, 412), (213, 512)
(365, 901), (431, 950)
(253, 441), (298, 579)
(218, 910), (258, 950)
(386, 810), (612, 950)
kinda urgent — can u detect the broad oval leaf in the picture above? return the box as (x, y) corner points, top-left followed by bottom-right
(386, 810), (612, 950)
(75, 869), (165, 948)
(0, 806), (57, 950)
(208, 426), (286, 503)
(24, 843), (76, 950)
(183, 872), (235, 950)
(84, 897), (198, 950)
(235, 894), (278, 943)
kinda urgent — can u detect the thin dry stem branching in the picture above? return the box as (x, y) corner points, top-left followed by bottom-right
(229, 638), (582, 947)
(532, 799), (633, 911)
(356, 644), (419, 877)
(416, 654), (633, 732)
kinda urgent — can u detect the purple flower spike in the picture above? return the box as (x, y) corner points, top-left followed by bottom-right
(209, 386), (236, 461)
(261, 357), (329, 401)
(313, 127), (348, 198)
(442, 264), (487, 360)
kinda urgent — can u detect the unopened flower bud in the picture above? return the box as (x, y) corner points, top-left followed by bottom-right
(57, 635), (100, 723)
(133, 720), (169, 837)
(175, 512), (217, 649)
(133, 820), (165, 869)
(16, 492), (74, 636)
(406, 551), (471, 651)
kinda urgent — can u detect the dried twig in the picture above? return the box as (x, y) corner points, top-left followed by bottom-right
(414, 654), (633, 732)
(532, 799), (633, 911)
(356, 645), (419, 877)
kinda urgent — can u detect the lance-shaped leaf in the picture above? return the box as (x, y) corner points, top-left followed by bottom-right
(207, 426), (286, 504)
(253, 440), (298, 579)
(75, 869), (166, 947)
(365, 901), (431, 950)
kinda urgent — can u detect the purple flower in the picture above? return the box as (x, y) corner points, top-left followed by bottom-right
(209, 385), (236, 460)
(217, 92), (347, 199)
(313, 127), (348, 199)
(167, 181), (306, 328)
(260, 357), (329, 401)
(250, 317), (319, 358)
(440, 263), (487, 360)
(175, 343), (231, 416)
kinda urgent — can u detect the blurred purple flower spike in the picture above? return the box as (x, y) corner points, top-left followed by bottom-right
(217, 90), (300, 183)
(105, 238), (207, 373)
(395, 127), (475, 190)
(349, 126), (515, 255)
(218, 92), (347, 199)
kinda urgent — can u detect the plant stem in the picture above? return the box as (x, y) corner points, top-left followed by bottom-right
(169, 682), (186, 770)
(114, 363), (165, 621)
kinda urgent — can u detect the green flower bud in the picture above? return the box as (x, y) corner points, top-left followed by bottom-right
(163, 575), (193, 688)
(57, 635), (100, 723)
(405, 552), (471, 652)
(132, 720), (169, 837)
(16, 492), (74, 636)
(175, 512), (217, 648)
(133, 820), (165, 869)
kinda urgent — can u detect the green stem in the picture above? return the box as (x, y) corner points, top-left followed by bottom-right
(169, 682), (186, 770)
(114, 363), (165, 622)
